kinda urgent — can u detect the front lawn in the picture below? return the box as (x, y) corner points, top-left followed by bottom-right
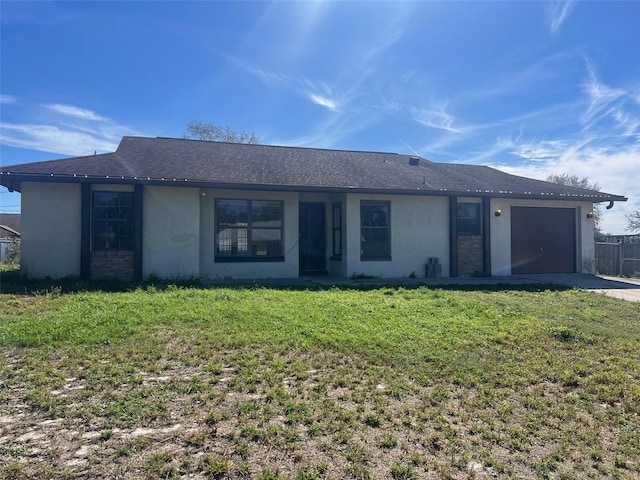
(1, 281), (639, 479)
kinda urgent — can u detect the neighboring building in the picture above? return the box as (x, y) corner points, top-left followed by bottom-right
(0, 213), (21, 239)
(0, 136), (627, 281)
(0, 213), (21, 262)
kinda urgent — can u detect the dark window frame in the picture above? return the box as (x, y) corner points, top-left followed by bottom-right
(457, 202), (482, 235)
(331, 202), (342, 260)
(360, 200), (391, 261)
(91, 191), (134, 251)
(215, 199), (284, 262)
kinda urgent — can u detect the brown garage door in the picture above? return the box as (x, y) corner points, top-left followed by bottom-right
(511, 207), (576, 274)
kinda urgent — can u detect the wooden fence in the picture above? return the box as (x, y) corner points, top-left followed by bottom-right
(595, 235), (640, 277)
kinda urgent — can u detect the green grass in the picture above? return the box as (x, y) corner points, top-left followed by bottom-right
(1, 279), (639, 478)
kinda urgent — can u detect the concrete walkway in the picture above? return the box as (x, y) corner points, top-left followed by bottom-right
(208, 273), (640, 303)
(310, 273), (640, 303)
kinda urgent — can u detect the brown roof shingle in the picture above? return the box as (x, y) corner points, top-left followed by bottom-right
(0, 136), (627, 202)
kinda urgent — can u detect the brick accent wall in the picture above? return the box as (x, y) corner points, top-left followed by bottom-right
(91, 250), (134, 281)
(457, 235), (483, 277)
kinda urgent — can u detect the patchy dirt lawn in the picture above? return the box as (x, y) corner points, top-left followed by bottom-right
(1, 285), (639, 479)
(2, 343), (638, 480)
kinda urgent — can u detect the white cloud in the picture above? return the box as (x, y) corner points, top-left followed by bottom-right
(45, 103), (107, 122)
(0, 94), (18, 104)
(412, 104), (461, 133)
(228, 57), (343, 113)
(581, 60), (626, 127)
(307, 93), (338, 112)
(611, 108), (640, 136)
(0, 123), (120, 156)
(547, 0), (577, 34)
(510, 139), (571, 161)
(0, 102), (138, 156)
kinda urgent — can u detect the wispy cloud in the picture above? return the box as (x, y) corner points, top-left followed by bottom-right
(307, 93), (338, 112)
(411, 103), (461, 133)
(280, 111), (378, 149)
(227, 57), (342, 112)
(581, 59), (626, 127)
(228, 5), (414, 147)
(509, 139), (572, 161)
(44, 103), (107, 122)
(474, 103), (639, 233)
(0, 94), (18, 105)
(232, 61), (293, 89)
(547, 1), (577, 34)
(0, 103), (138, 156)
(413, 60), (639, 233)
(0, 123), (121, 156)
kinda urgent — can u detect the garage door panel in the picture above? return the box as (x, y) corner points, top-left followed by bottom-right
(511, 207), (576, 274)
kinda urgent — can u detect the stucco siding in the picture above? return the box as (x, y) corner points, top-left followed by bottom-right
(490, 198), (595, 275)
(580, 205), (596, 274)
(345, 194), (449, 278)
(199, 189), (299, 280)
(20, 182), (81, 278)
(143, 186), (200, 279)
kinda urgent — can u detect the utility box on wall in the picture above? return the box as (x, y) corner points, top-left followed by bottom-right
(426, 257), (441, 278)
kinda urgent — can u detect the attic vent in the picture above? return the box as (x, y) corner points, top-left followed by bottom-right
(409, 156), (420, 166)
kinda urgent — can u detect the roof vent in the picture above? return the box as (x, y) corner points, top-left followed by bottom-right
(409, 156), (420, 166)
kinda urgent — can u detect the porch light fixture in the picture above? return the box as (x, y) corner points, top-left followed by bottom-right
(586, 212), (594, 219)
(494, 209), (502, 217)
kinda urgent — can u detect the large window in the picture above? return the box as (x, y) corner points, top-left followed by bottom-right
(360, 200), (390, 260)
(457, 202), (481, 235)
(216, 199), (283, 261)
(332, 202), (342, 260)
(92, 191), (134, 250)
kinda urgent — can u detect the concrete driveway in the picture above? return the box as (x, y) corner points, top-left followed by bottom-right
(514, 274), (640, 303)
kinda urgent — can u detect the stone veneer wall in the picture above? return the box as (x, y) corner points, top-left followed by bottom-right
(457, 235), (483, 277)
(91, 251), (134, 281)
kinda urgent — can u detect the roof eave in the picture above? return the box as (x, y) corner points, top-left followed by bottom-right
(1, 172), (627, 203)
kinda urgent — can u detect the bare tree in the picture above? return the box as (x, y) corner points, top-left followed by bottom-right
(546, 173), (603, 233)
(626, 210), (640, 233)
(183, 121), (261, 144)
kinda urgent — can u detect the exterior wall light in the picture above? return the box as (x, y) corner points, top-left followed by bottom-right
(494, 209), (502, 217)
(586, 212), (594, 219)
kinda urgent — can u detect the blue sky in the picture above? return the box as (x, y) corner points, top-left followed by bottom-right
(1, 0), (639, 233)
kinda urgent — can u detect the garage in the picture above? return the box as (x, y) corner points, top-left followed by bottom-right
(511, 207), (576, 274)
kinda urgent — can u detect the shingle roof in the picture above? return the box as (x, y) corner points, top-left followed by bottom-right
(0, 136), (627, 202)
(0, 213), (21, 237)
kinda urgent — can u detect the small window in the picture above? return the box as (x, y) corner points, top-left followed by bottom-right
(332, 202), (342, 259)
(216, 199), (283, 261)
(92, 191), (133, 250)
(361, 200), (390, 260)
(457, 203), (481, 235)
